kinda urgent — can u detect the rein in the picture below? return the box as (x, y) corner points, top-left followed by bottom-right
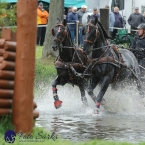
(53, 24), (67, 43)
(53, 24), (85, 66)
(84, 23), (99, 44)
(92, 45), (112, 51)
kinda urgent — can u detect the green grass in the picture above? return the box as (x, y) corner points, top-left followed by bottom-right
(34, 46), (57, 96)
(35, 46), (56, 84)
(0, 115), (14, 135)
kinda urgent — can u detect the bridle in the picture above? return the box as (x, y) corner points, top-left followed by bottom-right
(83, 22), (110, 53)
(52, 24), (67, 43)
(84, 23), (100, 44)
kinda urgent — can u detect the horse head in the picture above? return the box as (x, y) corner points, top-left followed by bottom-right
(83, 16), (99, 55)
(52, 18), (67, 51)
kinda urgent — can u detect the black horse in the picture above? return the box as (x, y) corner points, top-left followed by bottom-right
(51, 18), (89, 109)
(83, 17), (144, 113)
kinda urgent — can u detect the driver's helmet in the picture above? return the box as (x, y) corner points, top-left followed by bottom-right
(137, 23), (145, 30)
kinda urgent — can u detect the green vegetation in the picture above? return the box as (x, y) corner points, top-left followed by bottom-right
(35, 46), (56, 84)
(0, 115), (14, 134)
(0, 1), (16, 27)
(34, 46), (56, 96)
(0, 1), (16, 38)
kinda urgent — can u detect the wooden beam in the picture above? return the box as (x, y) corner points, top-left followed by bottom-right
(12, 0), (37, 133)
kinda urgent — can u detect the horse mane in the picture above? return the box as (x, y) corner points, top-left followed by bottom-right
(96, 23), (107, 45)
(98, 21), (112, 40)
(87, 16), (112, 40)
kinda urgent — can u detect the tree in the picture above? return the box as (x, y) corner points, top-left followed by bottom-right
(42, 0), (64, 58)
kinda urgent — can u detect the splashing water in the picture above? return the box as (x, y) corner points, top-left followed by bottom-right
(35, 83), (145, 142)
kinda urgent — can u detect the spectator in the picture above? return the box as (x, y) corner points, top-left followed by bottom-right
(64, 9), (67, 21)
(112, 7), (123, 39)
(105, 5), (115, 38)
(68, 6), (73, 13)
(66, 6), (72, 22)
(37, 2), (49, 46)
(90, 7), (100, 20)
(67, 6), (79, 44)
(77, 5), (87, 48)
(128, 7), (145, 36)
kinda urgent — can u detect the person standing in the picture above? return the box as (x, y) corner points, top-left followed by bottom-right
(90, 7), (100, 20)
(66, 6), (72, 22)
(112, 7), (123, 39)
(37, 2), (49, 46)
(67, 6), (79, 44)
(105, 5), (115, 38)
(77, 5), (87, 48)
(68, 6), (73, 13)
(128, 7), (145, 36)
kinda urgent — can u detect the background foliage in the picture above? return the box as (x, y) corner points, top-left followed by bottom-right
(0, 1), (16, 27)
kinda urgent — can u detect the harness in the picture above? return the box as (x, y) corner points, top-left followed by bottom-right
(82, 23), (127, 81)
(52, 24), (67, 43)
(52, 24), (89, 79)
(84, 23), (100, 44)
(53, 23), (140, 82)
(82, 45), (123, 82)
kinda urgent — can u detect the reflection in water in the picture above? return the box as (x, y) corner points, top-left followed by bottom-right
(35, 84), (145, 142)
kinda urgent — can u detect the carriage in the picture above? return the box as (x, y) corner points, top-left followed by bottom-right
(111, 29), (145, 78)
(111, 29), (134, 47)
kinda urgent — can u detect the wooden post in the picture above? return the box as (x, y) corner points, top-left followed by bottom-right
(12, 0), (37, 133)
(100, 8), (109, 35)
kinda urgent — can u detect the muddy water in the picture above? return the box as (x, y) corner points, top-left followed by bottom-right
(35, 84), (145, 142)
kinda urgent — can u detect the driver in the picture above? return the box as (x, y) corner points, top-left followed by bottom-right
(131, 23), (145, 76)
(132, 23), (145, 61)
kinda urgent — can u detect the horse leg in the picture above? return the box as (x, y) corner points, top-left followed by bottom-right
(136, 79), (145, 98)
(79, 85), (88, 105)
(87, 76), (100, 103)
(94, 74), (114, 114)
(51, 76), (63, 109)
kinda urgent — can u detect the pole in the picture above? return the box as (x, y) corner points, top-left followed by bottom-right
(100, 8), (109, 35)
(12, 0), (37, 133)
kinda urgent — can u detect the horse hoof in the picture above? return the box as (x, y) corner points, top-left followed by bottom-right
(54, 100), (62, 109)
(82, 97), (88, 106)
(82, 100), (88, 106)
(94, 108), (99, 114)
